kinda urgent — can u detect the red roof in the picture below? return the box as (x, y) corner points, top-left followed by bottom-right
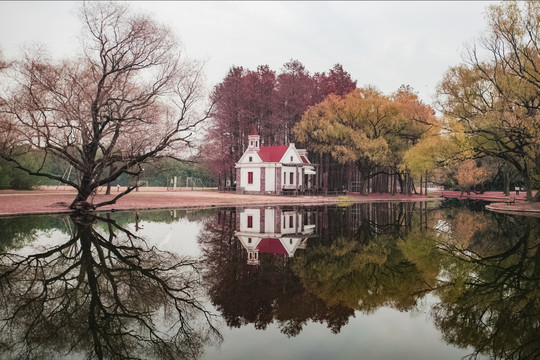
(257, 238), (287, 255)
(249, 127), (259, 136)
(257, 145), (288, 162)
(300, 155), (309, 164)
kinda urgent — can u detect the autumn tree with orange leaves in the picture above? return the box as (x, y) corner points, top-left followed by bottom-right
(294, 85), (436, 195)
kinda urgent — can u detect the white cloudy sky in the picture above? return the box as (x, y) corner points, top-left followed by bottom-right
(0, 1), (495, 105)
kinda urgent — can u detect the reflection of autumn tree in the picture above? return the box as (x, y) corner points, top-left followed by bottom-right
(199, 204), (438, 335)
(0, 214), (219, 360)
(292, 234), (438, 312)
(198, 209), (353, 337)
(434, 206), (494, 250)
(300, 203), (439, 313)
(433, 211), (540, 359)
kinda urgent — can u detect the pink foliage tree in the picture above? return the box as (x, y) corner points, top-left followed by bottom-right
(202, 60), (357, 185)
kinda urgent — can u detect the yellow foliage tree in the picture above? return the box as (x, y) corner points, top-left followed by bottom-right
(294, 86), (435, 194)
(437, 0), (540, 201)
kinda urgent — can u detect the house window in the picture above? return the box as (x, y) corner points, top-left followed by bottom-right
(248, 238), (252, 244)
(247, 216), (253, 228)
(289, 215), (293, 228)
(249, 156), (252, 162)
(290, 156), (293, 162)
(290, 239), (293, 244)
(290, 172), (294, 184)
(248, 172), (253, 184)
(256, 141), (258, 147)
(250, 141), (253, 146)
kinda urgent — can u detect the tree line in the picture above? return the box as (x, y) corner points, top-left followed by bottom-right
(1, 1), (539, 206)
(200, 61), (356, 185)
(203, 1), (540, 201)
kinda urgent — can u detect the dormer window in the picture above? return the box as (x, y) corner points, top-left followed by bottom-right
(249, 156), (252, 162)
(256, 141), (258, 147)
(290, 156), (293, 162)
(250, 141), (253, 146)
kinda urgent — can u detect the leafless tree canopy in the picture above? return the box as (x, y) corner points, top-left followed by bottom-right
(0, 2), (211, 208)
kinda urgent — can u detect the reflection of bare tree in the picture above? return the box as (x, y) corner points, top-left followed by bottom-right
(0, 214), (220, 360)
(433, 213), (540, 360)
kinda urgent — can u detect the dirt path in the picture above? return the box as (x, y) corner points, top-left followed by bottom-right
(0, 187), (442, 216)
(2, 187), (539, 217)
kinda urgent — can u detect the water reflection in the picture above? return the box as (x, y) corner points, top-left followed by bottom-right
(199, 206), (353, 337)
(1, 201), (539, 359)
(200, 201), (540, 359)
(0, 213), (220, 360)
(234, 207), (317, 265)
(432, 204), (540, 360)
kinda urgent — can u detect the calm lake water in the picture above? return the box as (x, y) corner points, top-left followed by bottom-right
(0, 199), (538, 359)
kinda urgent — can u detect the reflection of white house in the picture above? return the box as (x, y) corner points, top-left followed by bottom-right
(235, 128), (317, 195)
(235, 207), (316, 266)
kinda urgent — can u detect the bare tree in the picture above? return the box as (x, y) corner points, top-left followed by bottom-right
(0, 2), (211, 209)
(0, 49), (7, 71)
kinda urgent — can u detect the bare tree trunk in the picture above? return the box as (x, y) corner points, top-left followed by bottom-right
(425, 170), (428, 196)
(105, 165), (113, 195)
(504, 172), (510, 196)
(525, 175), (534, 201)
(403, 172), (408, 195)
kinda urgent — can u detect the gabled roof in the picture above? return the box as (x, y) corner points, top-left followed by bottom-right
(249, 127), (259, 136)
(257, 238), (287, 255)
(257, 145), (289, 163)
(300, 155), (309, 164)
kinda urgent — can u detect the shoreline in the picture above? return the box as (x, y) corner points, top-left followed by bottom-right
(0, 187), (443, 217)
(1, 187), (539, 217)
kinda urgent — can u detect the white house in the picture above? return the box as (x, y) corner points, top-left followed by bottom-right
(234, 207), (316, 266)
(235, 128), (317, 195)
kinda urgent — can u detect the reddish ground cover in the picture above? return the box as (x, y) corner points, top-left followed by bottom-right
(0, 186), (440, 216)
(0, 187), (538, 216)
(441, 190), (540, 216)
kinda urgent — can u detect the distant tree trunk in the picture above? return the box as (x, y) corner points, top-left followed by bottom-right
(410, 178), (416, 195)
(525, 174), (533, 201)
(504, 176), (510, 196)
(384, 168), (389, 193)
(419, 174), (423, 195)
(425, 170), (428, 196)
(405, 172), (411, 195)
(105, 165), (113, 195)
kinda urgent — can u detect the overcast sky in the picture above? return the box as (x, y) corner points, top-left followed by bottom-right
(0, 1), (495, 106)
